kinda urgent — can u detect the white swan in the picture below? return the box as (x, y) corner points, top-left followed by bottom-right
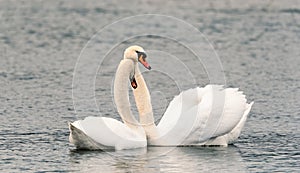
(132, 48), (254, 146)
(69, 46), (151, 150)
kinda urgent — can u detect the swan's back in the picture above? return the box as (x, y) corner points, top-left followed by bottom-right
(196, 85), (249, 142)
(156, 85), (252, 145)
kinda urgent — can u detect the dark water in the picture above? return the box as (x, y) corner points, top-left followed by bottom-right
(1, 0), (300, 172)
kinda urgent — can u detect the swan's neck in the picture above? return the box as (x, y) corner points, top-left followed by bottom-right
(114, 59), (144, 135)
(133, 66), (159, 139)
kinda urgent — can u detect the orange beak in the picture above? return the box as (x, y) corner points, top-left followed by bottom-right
(138, 52), (151, 70)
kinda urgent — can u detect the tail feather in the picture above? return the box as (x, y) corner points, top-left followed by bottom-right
(203, 101), (254, 146)
(226, 101), (254, 144)
(68, 122), (109, 150)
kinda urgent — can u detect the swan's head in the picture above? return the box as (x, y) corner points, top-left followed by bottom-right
(124, 45), (151, 70)
(124, 45), (151, 89)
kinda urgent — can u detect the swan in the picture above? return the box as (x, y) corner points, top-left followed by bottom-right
(69, 45), (151, 150)
(132, 48), (254, 146)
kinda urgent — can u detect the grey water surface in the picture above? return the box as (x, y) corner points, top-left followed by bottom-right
(1, 1), (300, 172)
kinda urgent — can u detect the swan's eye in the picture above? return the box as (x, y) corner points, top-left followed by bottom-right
(135, 50), (140, 54)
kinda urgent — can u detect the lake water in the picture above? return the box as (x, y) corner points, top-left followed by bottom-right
(1, 0), (300, 172)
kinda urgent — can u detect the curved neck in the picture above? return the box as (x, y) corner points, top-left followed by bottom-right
(114, 59), (143, 132)
(133, 66), (159, 140)
(133, 67), (155, 125)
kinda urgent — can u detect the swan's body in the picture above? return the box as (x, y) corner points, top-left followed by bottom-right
(69, 46), (148, 150)
(69, 116), (145, 150)
(133, 64), (253, 146)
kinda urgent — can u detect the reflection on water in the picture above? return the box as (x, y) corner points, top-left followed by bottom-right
(69, 146), (246, 173)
